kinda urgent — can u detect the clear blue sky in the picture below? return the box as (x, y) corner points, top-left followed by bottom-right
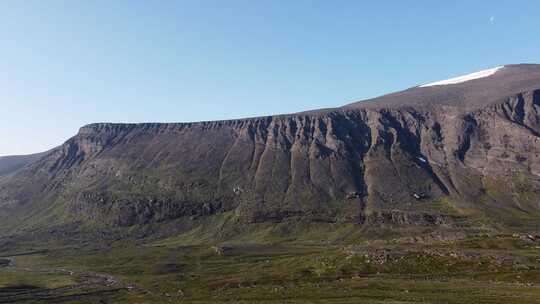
(1, 0), (539, 156)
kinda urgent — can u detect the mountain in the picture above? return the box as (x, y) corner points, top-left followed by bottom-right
(0, 152), (47, 177)
(1, 64), (540, 239)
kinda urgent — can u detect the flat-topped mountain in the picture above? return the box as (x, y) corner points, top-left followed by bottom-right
(1, 64), (539, 239)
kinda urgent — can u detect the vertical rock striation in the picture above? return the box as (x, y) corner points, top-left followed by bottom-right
(1, 64), (540, 232)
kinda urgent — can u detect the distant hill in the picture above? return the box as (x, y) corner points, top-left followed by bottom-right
(0, 152), (47, 177)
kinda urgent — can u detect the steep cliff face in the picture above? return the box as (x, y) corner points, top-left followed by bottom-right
(1, 64), (540, 234)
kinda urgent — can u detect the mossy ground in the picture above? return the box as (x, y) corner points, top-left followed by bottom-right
(1, 232), (540, 303)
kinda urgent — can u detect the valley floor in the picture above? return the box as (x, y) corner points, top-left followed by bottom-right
(1, 233), (540, 303)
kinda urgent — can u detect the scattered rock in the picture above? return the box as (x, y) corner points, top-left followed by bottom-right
(212, 245), (231, 255)
(233, 186), (243, 195)
(346, 192), (361, 200)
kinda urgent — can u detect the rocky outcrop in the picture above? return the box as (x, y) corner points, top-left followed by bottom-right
(70, 192), (231, 226)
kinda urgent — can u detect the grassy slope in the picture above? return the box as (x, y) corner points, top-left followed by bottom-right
(0, 177), (539, 303)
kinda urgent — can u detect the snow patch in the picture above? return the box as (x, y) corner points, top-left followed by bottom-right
(420, 66), (504, 87)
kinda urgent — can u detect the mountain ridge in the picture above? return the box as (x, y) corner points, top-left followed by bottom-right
(68, 64), (540, 132)
(0, 152), (48, 177)
(1, 64), (540, 240)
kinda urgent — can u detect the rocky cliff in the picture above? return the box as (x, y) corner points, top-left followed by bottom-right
(1, 64), (540, 236)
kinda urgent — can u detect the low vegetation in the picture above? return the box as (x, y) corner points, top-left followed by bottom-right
(1, 232), (539, 303)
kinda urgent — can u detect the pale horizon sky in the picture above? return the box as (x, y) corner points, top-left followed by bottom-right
(1, 1), (540, 156)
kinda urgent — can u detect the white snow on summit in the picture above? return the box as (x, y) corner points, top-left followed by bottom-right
(420, 66), (504, 87)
